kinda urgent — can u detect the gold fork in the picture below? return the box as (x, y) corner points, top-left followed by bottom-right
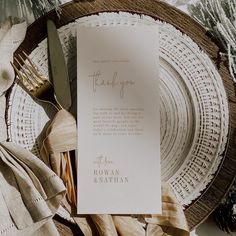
(11, 52), (76, 207)
(11, 52), (62, 110)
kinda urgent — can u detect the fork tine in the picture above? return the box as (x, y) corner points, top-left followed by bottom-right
(14, 57), (37, 88)
(10, 61), (23, 81)
(22, 51), (46, 83)
(17, 54), (43, 86)
(22, 51), (38, 73)
(10, 61), (34, 91)
(13, 57), (41, 93)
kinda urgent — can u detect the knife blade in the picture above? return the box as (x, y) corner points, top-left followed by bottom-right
(47, 19), (76, 207)
(47, 19), (71, 110)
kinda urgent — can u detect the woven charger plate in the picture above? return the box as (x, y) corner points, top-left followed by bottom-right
(6, 0), (236, 231)
(8, 12), (228, 203)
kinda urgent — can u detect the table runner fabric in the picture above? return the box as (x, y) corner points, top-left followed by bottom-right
(0, 18), (66, 235)
(0, 16), (190, 236)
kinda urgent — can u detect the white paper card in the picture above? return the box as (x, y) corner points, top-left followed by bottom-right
(77, 26), (161, 214)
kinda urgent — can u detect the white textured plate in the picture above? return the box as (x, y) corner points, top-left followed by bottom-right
(7, 12), (229, 207)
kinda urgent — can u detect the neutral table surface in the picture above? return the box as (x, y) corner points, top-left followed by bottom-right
(7, 0), (236, 235)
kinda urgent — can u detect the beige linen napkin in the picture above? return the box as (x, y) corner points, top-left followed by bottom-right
(41, 109), (190, 236)
(0, 18), (66, 235)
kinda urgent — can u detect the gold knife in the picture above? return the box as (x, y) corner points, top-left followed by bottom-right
(47, 19), (76, 207)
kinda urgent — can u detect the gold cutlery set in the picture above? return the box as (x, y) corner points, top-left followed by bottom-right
(11, 20), (77, 207)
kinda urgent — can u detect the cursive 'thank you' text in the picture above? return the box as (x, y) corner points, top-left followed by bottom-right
(89, 71), (135, 98)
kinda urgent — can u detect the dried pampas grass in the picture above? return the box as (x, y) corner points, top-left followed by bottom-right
(189, 0), (236, 81)
(0, 0), (61, 23)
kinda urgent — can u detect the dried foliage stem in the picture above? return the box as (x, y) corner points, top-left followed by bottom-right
(189, 0), (236, 81)
(0, 0), (61, 23)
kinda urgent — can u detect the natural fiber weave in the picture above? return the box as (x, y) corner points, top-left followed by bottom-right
(7, 12), (229, 210)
